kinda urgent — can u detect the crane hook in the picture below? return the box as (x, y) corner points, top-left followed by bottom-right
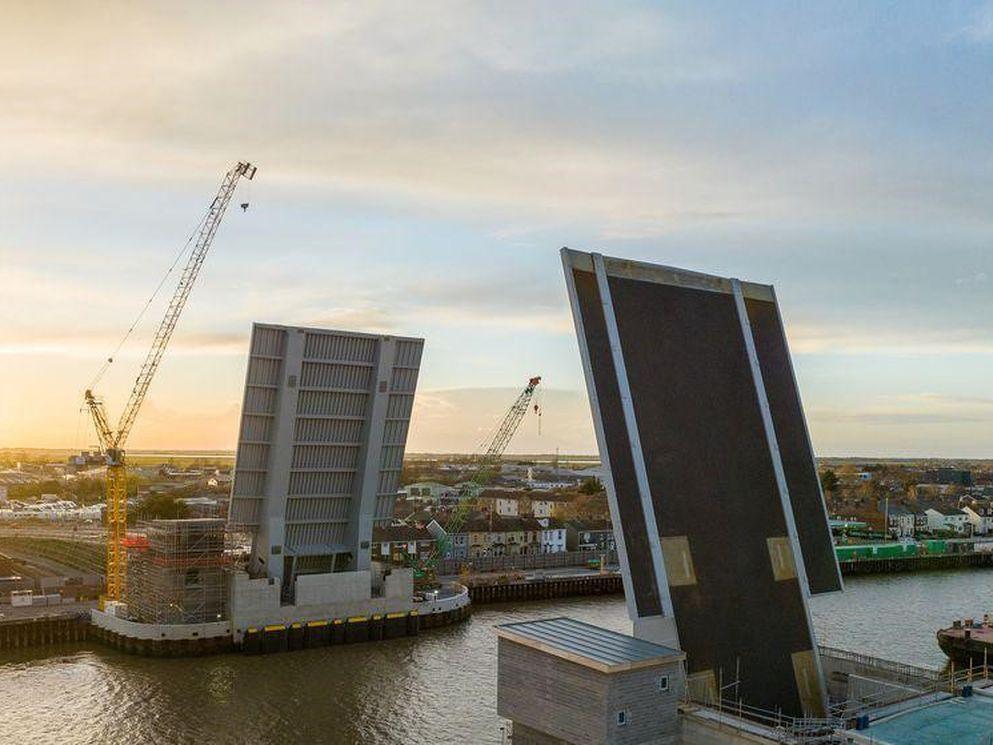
(240, 202), (249, 212)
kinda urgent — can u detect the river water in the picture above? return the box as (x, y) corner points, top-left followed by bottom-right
(2, 569), (992, 744)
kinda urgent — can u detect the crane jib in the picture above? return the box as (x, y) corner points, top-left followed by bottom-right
(83, 161), (256, 605)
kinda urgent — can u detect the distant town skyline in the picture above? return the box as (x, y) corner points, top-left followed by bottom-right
(6, 3), (993, 457)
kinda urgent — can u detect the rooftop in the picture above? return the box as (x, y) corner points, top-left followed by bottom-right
(461, 515), (544, 532)
(372, 525), (434, 542)
(932, 507), (967, 516)
(495, 616), (683, 673)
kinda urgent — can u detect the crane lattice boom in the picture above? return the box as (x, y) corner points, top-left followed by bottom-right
(88, 161), (257, 452)
(475, 375), (542, 478)
(412, 376), (540, 580)
(84, 161), (256, 603)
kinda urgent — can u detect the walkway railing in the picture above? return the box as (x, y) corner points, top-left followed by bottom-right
(682, 694), (844, 744)
(681, 657), (846, 744)
(829, 659), (993, 723)
(819, 644), (941, 684)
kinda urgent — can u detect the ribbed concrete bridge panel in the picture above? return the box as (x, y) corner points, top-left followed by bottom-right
(229, 323), (423, 589)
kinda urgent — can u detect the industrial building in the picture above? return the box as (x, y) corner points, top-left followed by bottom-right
(227, 323), (424, 601)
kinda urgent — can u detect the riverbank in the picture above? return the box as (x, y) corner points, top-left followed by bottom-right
(463, 552), (993, 604)
(839, 552), (993, 575)
(468, 573), (621, 603)
(5, 551), (990, 655)
(0, 587), (472, 656)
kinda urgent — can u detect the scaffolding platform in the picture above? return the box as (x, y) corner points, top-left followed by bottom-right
(126, 519), (229, 625)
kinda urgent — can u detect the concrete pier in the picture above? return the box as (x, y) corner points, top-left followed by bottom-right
(86, 582), (472, 657)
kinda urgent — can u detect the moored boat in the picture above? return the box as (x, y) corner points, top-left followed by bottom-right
(937, 616), (993, 666)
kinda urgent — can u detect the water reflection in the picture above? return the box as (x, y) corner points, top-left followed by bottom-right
(1, 572), (990, 744)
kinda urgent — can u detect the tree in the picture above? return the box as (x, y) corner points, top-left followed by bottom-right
(820, 469), (839, 495)
(578, 477), (604, 495)
(132, 494), (188, 522)
(556, 492), (610, 522)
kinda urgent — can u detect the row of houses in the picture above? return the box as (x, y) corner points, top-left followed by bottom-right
(873, 499), (993, 537)
(372, 517), (615, 564)
(400, 482), (575, 519)
(924, 503), (993, 535)
(475, 490), (573, 519)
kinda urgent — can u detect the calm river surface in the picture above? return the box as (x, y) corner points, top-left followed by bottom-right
(2, 570), (991, 744)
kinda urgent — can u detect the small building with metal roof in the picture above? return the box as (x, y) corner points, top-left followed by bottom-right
(496, 617), (684, 744)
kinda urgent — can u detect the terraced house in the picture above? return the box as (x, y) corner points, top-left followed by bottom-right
(464, 516), (543, 557)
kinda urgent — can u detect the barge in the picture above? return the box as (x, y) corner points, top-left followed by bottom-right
(936, 616), (993, 666)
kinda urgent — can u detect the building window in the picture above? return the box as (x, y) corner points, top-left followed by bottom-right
(657, 674), (669, 692)
(616, 710), (628, 727)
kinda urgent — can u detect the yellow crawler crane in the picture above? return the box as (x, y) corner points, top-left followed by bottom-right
(85, 162), (256, 605)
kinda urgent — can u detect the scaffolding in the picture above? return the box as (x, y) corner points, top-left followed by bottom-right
(125, 519), (229, 625)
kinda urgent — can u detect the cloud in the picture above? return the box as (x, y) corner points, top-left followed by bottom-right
(912, 393), (993, 407)
(788, 323), (993, 356)
(813, 410), (993, 426)
(7, 1), (987, 234)
(811, 391), (993, 429)
(955, 271), (988, 287)
(301, 306), (397, 334)
(0, 328), (248, 358)
(958, 2), (993, 42)
(9, 2), (993, 459)
(124, 398), (243, 451)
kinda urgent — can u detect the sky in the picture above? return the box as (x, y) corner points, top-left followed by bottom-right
(4, 2), (993, 457)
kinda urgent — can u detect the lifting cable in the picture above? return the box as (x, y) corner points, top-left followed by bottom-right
(534, 384), (544, 436)
(85, 209), (211, 392)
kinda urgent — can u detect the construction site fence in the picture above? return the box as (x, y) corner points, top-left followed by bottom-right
(436, 549), (616, 577)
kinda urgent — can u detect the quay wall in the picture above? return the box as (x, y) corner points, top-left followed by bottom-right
(0, 580), (471, 658)
(89, 609), (235, 656)
(467, 553), (993, 605)
(437, 550), (616, 577)
(91, 584), (471, 656)
(0, 612), (89, 651)
(839, 552), (993, 575)
(469, 573), (622, 603)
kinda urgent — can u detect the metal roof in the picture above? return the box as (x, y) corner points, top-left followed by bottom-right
(495, 616), (683, 673)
